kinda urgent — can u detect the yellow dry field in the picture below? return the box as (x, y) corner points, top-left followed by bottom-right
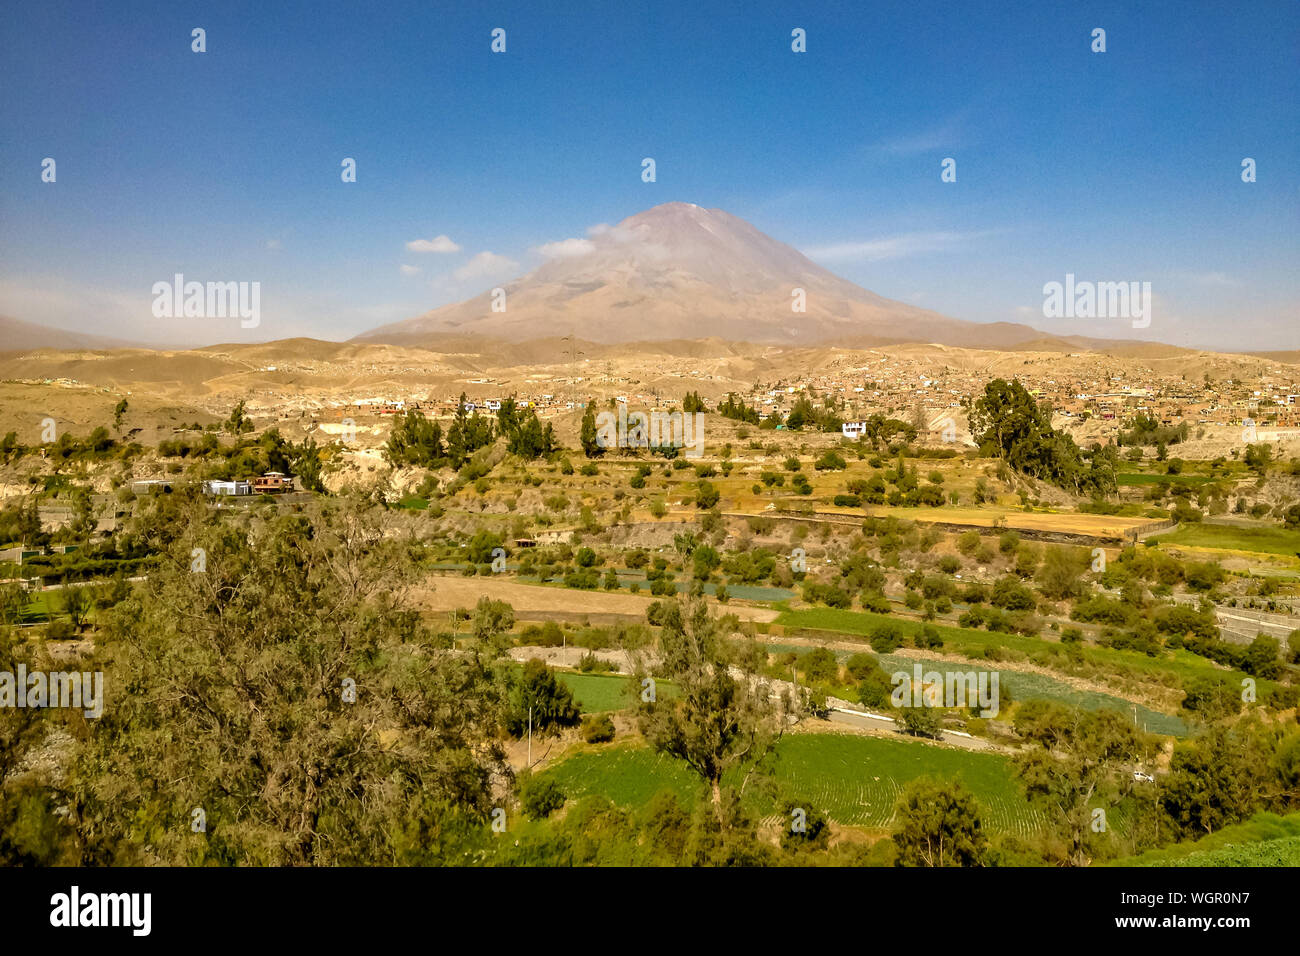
(413, 574), (779, 623)
(855, 506), (1154, 538)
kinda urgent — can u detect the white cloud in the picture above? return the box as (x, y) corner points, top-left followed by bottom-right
(400, 264), (421, 276)
(586, 222), (637, 242)
(536, 237), (595, 258)
(452, 251), (518, 282)
(804, 231), (974, 262)
(406, 235), (461, 254)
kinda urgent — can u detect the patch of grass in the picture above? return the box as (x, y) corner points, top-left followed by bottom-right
(540, 732), (1041, 836)
(556, 672), (677, 713)
(541, 745), (703, 808)
(1149, 523), (1300, 557)
(1112, 812), (1300, 867)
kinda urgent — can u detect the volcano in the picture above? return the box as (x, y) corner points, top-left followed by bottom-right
(354, 202), (1057, 349)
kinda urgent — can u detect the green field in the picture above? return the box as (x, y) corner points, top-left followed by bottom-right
(764, 641), (1186, 736)
(1113, 812), (1300, 867)
(884, 653), (1186, 736)
(540, 733), (1042, 836)
(774, 606), (1268, 694)
(1149, 523), (1300, 556)
(556, 671), (678, 713)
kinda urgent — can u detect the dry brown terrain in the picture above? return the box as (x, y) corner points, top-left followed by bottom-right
(413, 574), (778, 623)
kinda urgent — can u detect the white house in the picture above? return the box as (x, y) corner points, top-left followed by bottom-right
(202, 479), (252, 496)
(841, 421), (868, 439)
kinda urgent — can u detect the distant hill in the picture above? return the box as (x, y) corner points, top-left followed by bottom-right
(0, 314), (136, 352)
(354, 202), (1072, 350)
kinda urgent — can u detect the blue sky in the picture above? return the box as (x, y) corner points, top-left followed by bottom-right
(1, 0), (1296, 349)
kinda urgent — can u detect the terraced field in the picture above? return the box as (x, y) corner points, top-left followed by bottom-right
(1115, 472), (1215, 487)
(764, 641), (1186, 736)
(870, 652), (1188, 736)
(774, 606), (1271, 693)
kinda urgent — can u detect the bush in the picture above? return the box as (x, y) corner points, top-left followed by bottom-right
(815, 451), (847, 471)
(519, 775), (567, 820)
(916, 625), (943, 649)
(860, 591), (891, 614)
(581, 713), (616, 743)
(870, 621), (904, 652)
(800, 646), (840, 684)
(695, 480), (720, 509)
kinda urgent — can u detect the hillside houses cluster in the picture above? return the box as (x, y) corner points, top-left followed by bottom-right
(316, 354), (1300, 444)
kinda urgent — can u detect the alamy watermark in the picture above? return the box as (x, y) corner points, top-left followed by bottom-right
(151, 273), (260, 328)
(0, 666), (103, 718)
(1042, 273), (1150, 329)
(891, 664), (999, 717)
(595, 407), (705, 458)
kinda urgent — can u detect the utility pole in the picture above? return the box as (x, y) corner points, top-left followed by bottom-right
(527, 704), (533, 767)
(561, 332), (585, 407)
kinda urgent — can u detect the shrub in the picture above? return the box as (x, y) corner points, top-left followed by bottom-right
(519, 775), (567, 820)
(869, 621), (904, 652)
(581, 713), (616, 743)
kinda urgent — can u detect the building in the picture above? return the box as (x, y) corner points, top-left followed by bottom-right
(252, 472), (294, 494)
(202, 479), (252, 496)
(841, 421), (868, 439)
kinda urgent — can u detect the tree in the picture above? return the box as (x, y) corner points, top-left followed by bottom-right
(68, 499), (509, 865)
(682, 391), (708, 414)
(896, 707), (942, 739)
(891, 778), (989, 866)
(68, 486), (96, 543)
(1014, 704), (1152, 865)
(517, 773), (566, 819)
(638, 600), (793, 824)
(471, 595), (515, 643)
(506, 659), (579, 737)
(113, 399), (128, 429)
(225, 400), (253, 435)
(385, 409), (445, 467)
(1036, 545), (1089, 600)
(0, 624), (76, 864)
(695, 480), (720, 510)
(967, 378), (1110, 495)
(446, 394), (495, 467)
(580, 402), (602, 457)
(291, 437), (326, 493)
(779, 799), (831, 852)
(1160, 721), (1277, 837)
(1243, 443), (1272, 474)
(799, 647), (839, 684)
(61, 586), (93, 632)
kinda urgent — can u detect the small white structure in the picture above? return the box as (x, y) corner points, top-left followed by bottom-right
(202, 479), (252, 496)
(841, 421), (868, 439)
